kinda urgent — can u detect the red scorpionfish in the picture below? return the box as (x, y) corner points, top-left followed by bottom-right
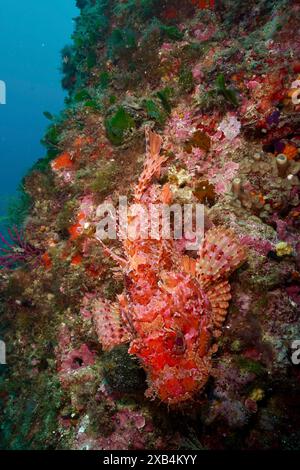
(93, 129), (247, 405)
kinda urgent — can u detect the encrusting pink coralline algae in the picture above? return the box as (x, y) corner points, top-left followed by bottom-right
(93, 129), (247, 405)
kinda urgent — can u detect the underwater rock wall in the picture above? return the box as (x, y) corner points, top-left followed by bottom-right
(1, 0), (300, 450)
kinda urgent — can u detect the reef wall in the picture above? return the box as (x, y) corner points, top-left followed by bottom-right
(1, 0), (300, 450)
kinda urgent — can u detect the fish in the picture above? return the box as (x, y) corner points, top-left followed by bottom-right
(93, 129), (247, 405)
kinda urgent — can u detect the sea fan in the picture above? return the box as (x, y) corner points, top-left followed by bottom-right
(0, 226), (42, 269)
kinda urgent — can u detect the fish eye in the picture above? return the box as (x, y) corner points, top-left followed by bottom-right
(171, 331), (186, 355)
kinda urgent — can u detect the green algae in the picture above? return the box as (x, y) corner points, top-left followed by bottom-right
(99, 71), (111, 89)
(107, 28), (137, 59)
(0, 373), (63, 450)
(179, 66), (195, 94)
(102, 345), (146, 394)
(56, 201), (78, 239)
(156, 87), (173, 114)
(2, 188), (32, 228)
(105, 107), (136, 145)
(90, 161), (118, 195)
(215, 74), (239, 107)
(160, 24), (184, 41)
(74, 89), (92, 102)
(103, 278), (124, 301)
(87, 398), (115, 437)
(144, 99), (166, 125)
(114, 0), (160, 20)
(235, 356), (266, 377)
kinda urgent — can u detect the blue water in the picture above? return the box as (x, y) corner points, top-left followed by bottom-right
(0, 0), (78, 226)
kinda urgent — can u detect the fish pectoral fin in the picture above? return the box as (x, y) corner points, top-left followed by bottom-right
(92, 298), (130, 351)
(196, 226), (247, 289)
(206, 280), (231, 337)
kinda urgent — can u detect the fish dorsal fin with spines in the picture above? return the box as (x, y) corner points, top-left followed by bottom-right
(134, 128), (167, 201)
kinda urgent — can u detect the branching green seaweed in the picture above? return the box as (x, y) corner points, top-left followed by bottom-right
(105, 107), (136, 145)
(215, 73), (239, 107)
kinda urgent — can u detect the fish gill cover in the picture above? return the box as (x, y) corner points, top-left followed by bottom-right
(1, 0), (300, 450)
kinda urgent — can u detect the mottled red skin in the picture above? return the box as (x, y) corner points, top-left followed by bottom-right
(97, 131), (245, 405)
(120, 239), (214, 405)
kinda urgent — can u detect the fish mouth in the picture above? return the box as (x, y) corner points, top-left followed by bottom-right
(163, 328), (187, 355)
(156, 375), (198, 405)
(147, 354), (212, 405)
(148, 366), (204, 405)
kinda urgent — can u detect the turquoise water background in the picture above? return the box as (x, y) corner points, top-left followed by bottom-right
(0, 0), (78, 229)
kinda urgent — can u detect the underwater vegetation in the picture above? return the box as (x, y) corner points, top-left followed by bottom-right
(0, 227), (43, 270)
(1, 0), (300, 451)
(105, 107), (136, 145)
